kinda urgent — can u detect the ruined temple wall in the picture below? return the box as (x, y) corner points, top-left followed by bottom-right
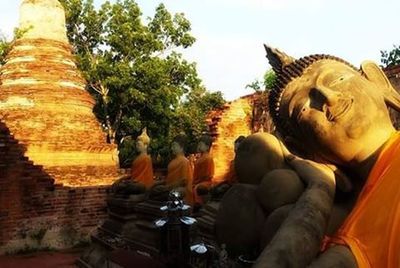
(0, 38), (119, 187)
(385, 65), (400, 129)
(207, 96), (253, 182)
(0, 121), (110, 253)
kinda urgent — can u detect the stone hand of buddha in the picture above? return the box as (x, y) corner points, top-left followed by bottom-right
(110, 177), (146, 197)
(285, 154), (336, 188)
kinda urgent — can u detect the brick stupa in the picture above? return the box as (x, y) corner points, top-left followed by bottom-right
(0, 0), (119, 186)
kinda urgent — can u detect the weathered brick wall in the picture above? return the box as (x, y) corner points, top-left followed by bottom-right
(207, 95), (254, 181)
(251, 92), (274, 133)
(0, 120), (109, 254)
(385, 65), (400, 129)
(0, 38), (119, 187)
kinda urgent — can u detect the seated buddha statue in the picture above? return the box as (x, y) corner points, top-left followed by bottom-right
(254, 45), (400, 268)
(192, 135), (215, 206)
(151, 135), (193, 204)
(111, 128), (154, 196)
(224, 135), (245, 185)
(131, 128), (154, 189)
(208, 135), (246, 200)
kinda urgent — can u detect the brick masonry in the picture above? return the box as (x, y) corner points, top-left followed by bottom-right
(1, 53), (399, 254)
(0, 120), (111, 253)
(206, 95), (254, 181)
(385, 65), (400, 129)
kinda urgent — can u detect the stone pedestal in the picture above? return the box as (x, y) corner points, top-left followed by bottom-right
(196, 201), (220, 248)
(78, 195), (170, 268)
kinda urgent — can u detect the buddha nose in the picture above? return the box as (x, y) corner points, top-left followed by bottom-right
(315, 86), (340, 107)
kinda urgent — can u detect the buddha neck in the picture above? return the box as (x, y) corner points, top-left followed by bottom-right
(349, 128), (396, 181)
(200, 151), (210, 156)
(174, 152), (184, 158)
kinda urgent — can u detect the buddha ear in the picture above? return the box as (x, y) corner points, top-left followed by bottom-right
(361, 61), (400, 112)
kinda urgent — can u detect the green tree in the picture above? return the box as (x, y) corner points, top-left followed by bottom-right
(263, 69), (277, 89)
(246, 69), (276, 92)
(59, 0), (224, 166)
(174, 87), (224, 151)
(381, 45), (400, 67)
(0, 28), (28, 66)
(0, 33), (11, 66)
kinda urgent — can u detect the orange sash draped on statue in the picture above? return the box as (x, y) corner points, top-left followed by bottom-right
(193, 153), (214, 204)
(330, 132), (400, 268)
(165, 155), (193, 204)
(131, 154), (154, 188)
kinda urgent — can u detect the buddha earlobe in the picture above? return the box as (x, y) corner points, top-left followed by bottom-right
(360, 61), (392, 89)
(264, 44), (295, 73)
(361, 61), (400, 112)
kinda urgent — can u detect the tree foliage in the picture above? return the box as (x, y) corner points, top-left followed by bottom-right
(58, 0), (224, 166)
(0, 28), (28, 66)
(381, 45), (400, 67)
(246, 69), (276, 92)
(0, 34), (11, 66)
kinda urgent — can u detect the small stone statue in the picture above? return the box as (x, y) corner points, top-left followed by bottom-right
(193, 135), (215, 207)
(131, 128), (154, 188)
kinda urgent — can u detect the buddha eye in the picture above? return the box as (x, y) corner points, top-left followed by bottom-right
(328, 76), (346, 87)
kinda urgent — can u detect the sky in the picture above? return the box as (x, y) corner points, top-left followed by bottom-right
(1, 0), (399, 100)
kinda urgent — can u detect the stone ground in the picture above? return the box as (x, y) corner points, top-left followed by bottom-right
(0, 248), (84, 268)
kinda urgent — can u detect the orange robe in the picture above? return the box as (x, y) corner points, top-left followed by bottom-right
(165, 155), (193, 204)
(131, 154), (154, 188)
(330, 132), (400, 268)
(193, 153), (214, 204)
(223, 160), (237, 184)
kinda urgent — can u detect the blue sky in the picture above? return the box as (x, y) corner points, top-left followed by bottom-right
(1, 0), (399, 100)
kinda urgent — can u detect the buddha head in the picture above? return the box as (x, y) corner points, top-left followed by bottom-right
(197, 135), (213, 153)
(234, 135), (246, 153)
(171, 134), (187, 156)
(265, 45), (400, 165)
(136, 128), (150, 153)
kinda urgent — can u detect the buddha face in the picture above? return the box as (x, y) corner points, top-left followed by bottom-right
(280, 60), (393, 165)
(136, 140), (147, 153)
(171, 141), (184, 155)
(197, 141), (209, 153)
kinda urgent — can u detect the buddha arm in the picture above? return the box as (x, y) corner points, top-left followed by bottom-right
(254, 157), (336, 268)
(309, 245), (357, 268)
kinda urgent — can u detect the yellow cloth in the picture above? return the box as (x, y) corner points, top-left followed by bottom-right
(131, 154), (154, 188)
(331, 132), (400, 268)
(165, 155), (193, 204)
(193, 153), (214, 204)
